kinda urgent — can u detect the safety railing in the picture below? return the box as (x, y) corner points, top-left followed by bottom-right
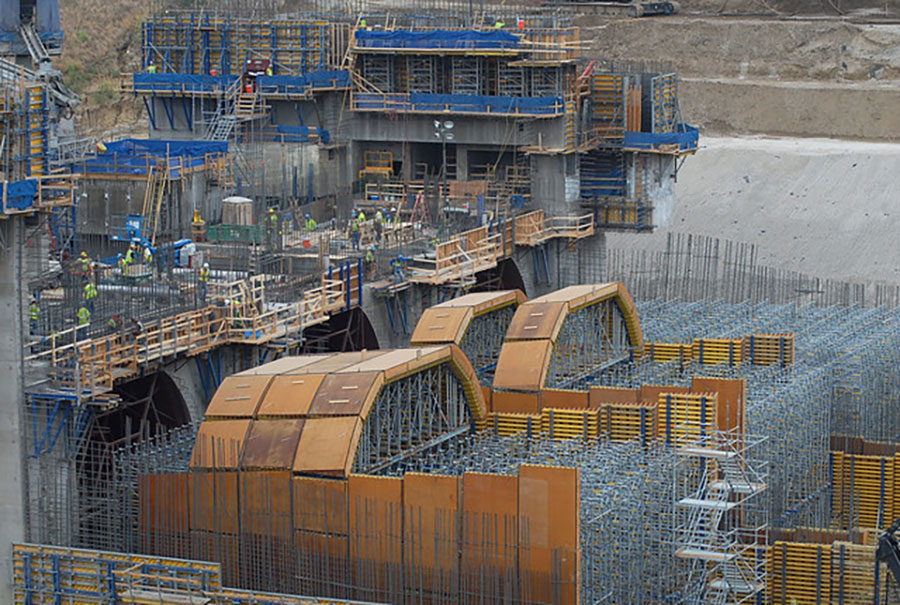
(513, 209), (594, 246)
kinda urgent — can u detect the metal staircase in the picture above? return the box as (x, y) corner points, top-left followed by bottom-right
(203, 78), (268, 142)
(675, 431), (768, 604)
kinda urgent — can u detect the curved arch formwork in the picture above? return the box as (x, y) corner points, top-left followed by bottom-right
(492, 283), (643, 407)
(410, 289), (527, 385)
(190, 345), (486, 478)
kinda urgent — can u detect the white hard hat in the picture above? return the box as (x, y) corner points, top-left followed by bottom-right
(203, 262), (209, 269)
(224, 299), (230, 305)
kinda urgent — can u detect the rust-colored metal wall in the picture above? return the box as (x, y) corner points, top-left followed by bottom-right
(139, 464), (581, 603)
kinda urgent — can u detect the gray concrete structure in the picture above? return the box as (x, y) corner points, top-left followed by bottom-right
(0, 218), (26, 599)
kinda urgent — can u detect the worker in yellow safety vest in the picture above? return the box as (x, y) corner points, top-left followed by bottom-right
(365, 245), (376, 279)
(76, 251), (91, 280)
(117, 254), (127, 273)
(147, 62), (157, 74)
(28, 299), (39, 335)
(349, 211), (360, 250)
(76, 305), (90, 340)
(359, 17), (367, 29)
(373, 208), (384, 243)
(265, 65), (273, 76)
(83, 282), (98, 314)
(142, 245), (153, 265)
(357, 209), (366, 222)
(124, 243), (136, 266)
(304, 213), (317, 232)
(198, 262), (210, 303)
(494, 19), (506, 29)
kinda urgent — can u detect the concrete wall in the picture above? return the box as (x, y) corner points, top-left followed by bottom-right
(78, 174), (226, 238)
(0, 219), (25, 601)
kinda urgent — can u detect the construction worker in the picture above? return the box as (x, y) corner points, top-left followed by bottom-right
(494, 19), (506, 29)
(77, 251), (91, 281)
(374, 207), (384, 243)
(265, 65), (273, 77)
(349, 211), (360, 251)
(125, 243), (137, 266)
(142, 244), (153, 265)
(267, 208), (279, 248)
(198, 262), (211, 303)
(365, 245), (376, 279)
(129, 317), (144, 342)
(83, 281), (98, 315)
(357, 208), (367, 223)
(304, 213), (317, 232)
(76, 305), (90, 340)
(107, 314), (123, 333)
(28, 299), (39, 335)
(95, 141), (107, 153)
(117, 254), (127, 273)
(391, 255), (406, 284)
(147, 62), (157, 74)
(359, 16), (367, 29)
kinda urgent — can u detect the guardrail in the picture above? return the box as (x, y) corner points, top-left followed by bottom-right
(513, 209), (594, 246)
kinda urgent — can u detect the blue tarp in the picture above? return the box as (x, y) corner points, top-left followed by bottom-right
(5, 179), (38, 211)
(104, 139), (227, 158)
(77, 139), (228, 177)
(132, 73), (231, 93)
(355, 29), (519, 50)
(354, 92), (563, 115)
(272, 125), (331, 145)
(623, 124), (699, 152)
(256, 70), (351, 95)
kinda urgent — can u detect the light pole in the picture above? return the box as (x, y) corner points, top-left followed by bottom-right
(433, 119), (454, 226)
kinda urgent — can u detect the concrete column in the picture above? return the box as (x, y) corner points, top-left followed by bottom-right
(0, 218), (26, 600)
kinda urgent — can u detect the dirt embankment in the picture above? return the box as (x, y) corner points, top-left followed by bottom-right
(58, 0), (150, 137)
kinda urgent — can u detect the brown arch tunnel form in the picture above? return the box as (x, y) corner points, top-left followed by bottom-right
(191, 344), (487, 478)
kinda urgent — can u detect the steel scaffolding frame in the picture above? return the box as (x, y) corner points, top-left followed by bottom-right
(530, 65), (563, 98)
(458, 304), (518, 386)
(352, 362), (474, 474)
(360, 55), (393, 93)
(546, 297), (631, 389)
(450, 57), (481, 96)
(407, 56), (436, 94)
(497, 63), (524, 97)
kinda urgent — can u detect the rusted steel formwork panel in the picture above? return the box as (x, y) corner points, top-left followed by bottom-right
(191, 419), (252, 469)
(308, 372), (384, 418)
(492, 340), (553, 393)
(257, 374), (326, 417)
(293, 476), (349, 536)
(691, 376), (746, 434)
(517, 464), (580, 605)
(460, 472), (518, 601)
(504, 302), (568, 342)
(348, 474), (403, 599)
(403, 473), (460, 602)
(241, 419), (305, 470)
(292, 416), (362, 477)
(589, 386), (639, 407)
(541, 388), (589, 410)
(204, 375), (273, 418)
(410, 307), (474, 345)
(138, 473), (192, 559)
(191, 471), (240, 535)
(640, 384), (690, 404)
(239, 470), (293, 536)
(491, 390), (541, 414)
